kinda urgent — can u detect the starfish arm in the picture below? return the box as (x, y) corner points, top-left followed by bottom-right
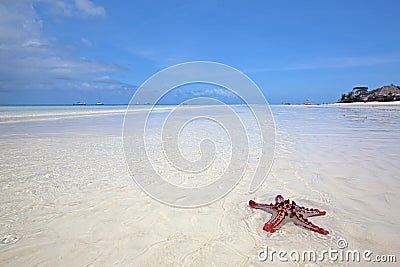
(250, 197), (329, 235)
(263, 212), (285, 233)
(249, 200), (277, 214)
(293, 214), (329, 235)
(296, 205), (326, 218)
(275, 195), (285, 204)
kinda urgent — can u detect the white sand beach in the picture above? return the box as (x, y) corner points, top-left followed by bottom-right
(0, 105), (399, 266)
(331, 101), (400, 107)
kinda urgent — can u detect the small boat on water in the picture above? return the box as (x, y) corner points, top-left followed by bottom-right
(73, 102), (86, 106)
(303, 99), (314, 105)
(96, 95), (104, 105)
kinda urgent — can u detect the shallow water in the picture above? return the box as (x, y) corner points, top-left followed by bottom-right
(0, 105), (399, 266)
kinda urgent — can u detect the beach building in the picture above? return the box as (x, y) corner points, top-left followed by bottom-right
(351, 87), (369, 97)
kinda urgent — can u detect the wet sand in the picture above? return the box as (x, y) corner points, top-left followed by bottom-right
(0, 105), (399, 266)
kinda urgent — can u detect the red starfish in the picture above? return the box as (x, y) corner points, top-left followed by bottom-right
(249, 195), (329, 235)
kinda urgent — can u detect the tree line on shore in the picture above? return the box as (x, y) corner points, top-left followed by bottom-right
(338, 84), (400, 103)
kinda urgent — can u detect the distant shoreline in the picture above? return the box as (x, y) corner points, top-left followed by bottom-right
(330, 101), (400, 106)
(1, 102), (400, 107)
(0, 104), (129, 107)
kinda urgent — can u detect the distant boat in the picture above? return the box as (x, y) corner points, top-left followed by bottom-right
(73, 102), (86, 106)
(303, 99), (314, 105)
(96, 95), (104, 105)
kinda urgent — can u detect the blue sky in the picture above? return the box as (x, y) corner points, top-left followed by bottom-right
(0, 0), (399, 104)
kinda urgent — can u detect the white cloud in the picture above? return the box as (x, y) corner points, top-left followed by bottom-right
(0, 1), (122, 94)
(81, 37), (94, 47)
(75, 0), (105, 17)
(192, 88), (235, 98)
(93, 75), (137, 91)
(39, 0), (105, 17)
(81, 81), (90, 88)
(94, 75), (122, 84)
